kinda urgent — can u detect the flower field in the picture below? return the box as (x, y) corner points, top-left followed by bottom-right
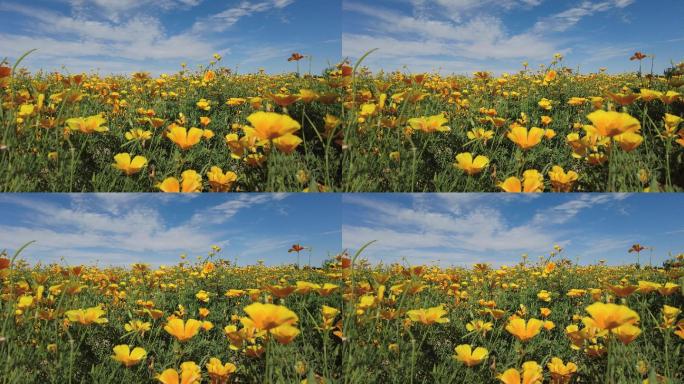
(2, 53), (684, 192)
(345, 247), (684, 384)
(1, 53), (343, 192)
(0, 245), (344, 383)
(1, 243), (683, 383)
(343, 54), (684, 192)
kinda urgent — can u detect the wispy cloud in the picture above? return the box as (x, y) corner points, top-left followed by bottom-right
(531, 193), (630, 225)
(532, 0), (635, 33)
(342, 194), (563, 265)
(340, 193), (674, 266)
(191, 0), (295, 33)
(0, 0), (317, 74)
(0, 2), (222, 71)
(342, 1), (563, 74)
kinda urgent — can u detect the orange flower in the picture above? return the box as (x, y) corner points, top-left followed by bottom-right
(499, 170), (544, 193)
(164, 318), (201, 342)
(498, 361), (543, 384)
(583, 302), (639, 330)
(167, 125), (203, 150)
(507, 125), (544, 150)
(113, 153), (147, 176)
(505, 318), (543, 342)
(242, 302), (298, 330)
(112, 345), (146, 367)
(157, 362), (201, 384)
(244, 111), (300, 141)
(406, 305), (449, 325)
(158, 170), (202, 193)
(586, 110), (640, 137)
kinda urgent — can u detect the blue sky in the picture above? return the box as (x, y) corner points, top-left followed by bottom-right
(0, 0), (341, 74)
(0, 194), (341, 267)
(342, 193), (684, 267)
(2, 193), (683, 268)
(343, 0), (684, 74)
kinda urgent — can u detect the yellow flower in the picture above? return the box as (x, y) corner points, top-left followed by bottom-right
(195, 290), (210, 303)
(268, 93), (300, 107)
(125, 320), (151, 335)
(537, 290), (551, 302)
(498, 361), (543, 384)
(207, 166), (237, 192)
(453, 344), (488, 367)
(543, 70), (557, 84)
(298, 89), (319, 103)
(167, 125), (203, 150)
(164, 318), (201, 342)
(467, 128), (494, 143)
(244, 111), (301, 141)
(505, 318), (543, 342)
(611, 323), (641, 344)
(548, 166), (578, 192)
(661, 91), (681, 105)
(507, 125), (544, 150)
(499, 170), (544, 193)
(407, 113), (450, 133)
(206, 358), (237, 383)
(272, 134), (303, 154)
(113, 153), (147, 176)
(538, 98), (552, 110)
(658, 282), (680, 296)
(567, 97), (587, 106)
(157, 362), (201, 384)
(406, 304), (449, 325)
(203, 70), (216, 82)
(65, 305), (108, 325)
(321, 305), (340, 320)
(112, 345), (146, 367)
(226, 97), (246, 106)
(454, 152), (489, 175)
(586, 110), (640, 137)
(66, 115), (108, 133)
(544, 128), (556, 139)
(639, 88), (662, 102)
(466, 319), (493, 335)
(125, 129), (152, 142)
(196, 98), (211, 111)
(664, 113), (683, 130)
(547, 357), (577, 384)
(158, 170), (202, 193)
(242, 302), (298, 331)
(270, 324), (301, 344)
(583, 302), (639, 330)
(614, 131), (643, 152)
(202, 129), (214, 139)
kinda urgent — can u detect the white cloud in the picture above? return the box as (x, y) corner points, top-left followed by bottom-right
(0, 0), (297, 74)
(68, 0), (203, 21)
(0, 195), (228, 265)
(342, 194), (561, 265)
(533, 0), (635, 33)
(192, 0), (296, 33)
(0, 3), (220, 65)
(342, 1), (562, 72)
(531, 193), (630, 225)
(189, 193), (288, 225)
